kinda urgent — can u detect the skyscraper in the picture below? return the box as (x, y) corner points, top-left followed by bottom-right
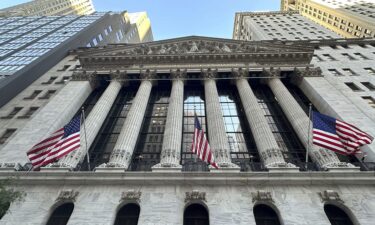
(0, 0), (95, 17)
(0, 11), (154, 107)
(281, 0), (375, 38)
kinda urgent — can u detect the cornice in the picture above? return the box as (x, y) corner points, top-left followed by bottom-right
(0, 171), (374, 186)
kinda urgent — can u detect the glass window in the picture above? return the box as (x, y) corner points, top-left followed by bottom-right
(364, 68), (375, 75)
(0, 129), (17, 144)
(345, 82), (362, 91)
(98, 33), (103, 41)
(38, 90), (56, 99)
(362, 96), (375, 108)
(24, 90), (42, 100)
(46, 203), (74, 225)
(92, 38), (98, 46)
(361, 82), (375, 91)
(18, 107), (38, 118)
(2, 107), (22, 119)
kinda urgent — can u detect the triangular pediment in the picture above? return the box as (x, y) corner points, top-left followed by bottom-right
(78, 36), (313, 57)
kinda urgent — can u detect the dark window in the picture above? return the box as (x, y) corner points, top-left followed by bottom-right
(0, 129), (16, 144)
(253, 204), (281, 225)
(24, 90), (42, 99)
(361, 82), (375, 90)
(57, 65), (70, 71)
(184, 204), (209, 225)
(342, 68), (357, 76)
(328, 69), (343, 76)
(39, 90), (56, 99)
(345, 82), (362, 91)
(46, 203), (74, 225)
(341, 53), (356, 60)
(2, 107), (22, 119)
(322, 54), (336, 61)
(114, 203), (140, 225)
(324, 204), (354, 225)
(18, 107), (38, 118)
(55, 76), (71, 84)
(353, 53), (369, 60)
(42, 76), (57, 85)
(362, 96), (375, 108)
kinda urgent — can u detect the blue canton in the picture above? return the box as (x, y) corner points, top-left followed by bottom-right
(63, 115), (81, 138)
(312, 111), (336, 134)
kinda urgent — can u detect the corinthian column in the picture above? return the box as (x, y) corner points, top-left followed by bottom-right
(152, 70), (185, 171)
(233, 69), (295, 169)
(203, 69), (239, 171)
(54, 75), (123, 170)
(99, 71), (154, 170)
(266, 69), (353, 170)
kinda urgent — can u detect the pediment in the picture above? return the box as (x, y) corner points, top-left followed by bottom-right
(78, 36), (313, 57)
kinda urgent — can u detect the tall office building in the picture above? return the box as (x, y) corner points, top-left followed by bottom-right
(0, 11), (153, 108)
(281, 0), (375, 38)
(0, 0), (95, 17)
(0, 36), (374, 225)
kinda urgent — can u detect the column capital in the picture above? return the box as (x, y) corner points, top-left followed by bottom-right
(201, 68), (218, 79)
(72, 70), (98, 88)
(170, 69), (187, 80)
(109, 70), (127, 84)
(262, 67), (281, 78)
(231, 68), (248, 79)
(291, 67), (323, 86)
(140, 69), (157, 80)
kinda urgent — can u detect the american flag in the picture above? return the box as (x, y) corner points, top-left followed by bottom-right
(191, 115), (219, 169)
(27, 115), (81, 169)
(312, 111), (373, 155)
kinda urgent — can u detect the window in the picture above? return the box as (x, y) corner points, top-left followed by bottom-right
(184, 204), (209, 225)
(18, 107), (38, 118)
(253, 204), (281, 225)
(342, 68), (357, 76)
(24, 90), (42, 99)
(39, 90), (56, 99)
(0, 129), (16, 144)
(55, 76), (71, 84)
(98, 33), (103, 41)
(57, 65), (70, 71)
(324, 204), (354, 225)
(46, 203), (74, 225)
(361, 82), (375, 91)
(92, 37), (98, 46)
(323, 54), (336, 61)
(328, 69), (343, 76)
(362, 96), (375, 108)
(312, 54), (324, 61)
(42, 76), (57, 85)
(114, 204), (140, 225)
(108, 25), (112, 32)
(353, 53), (369, 60)
(104, 28), (108, 35)
(2, 107), (22, 119)
(345, 82), (362, 91)
(341, 53), (356, 60)
(364, 68), (375, 75)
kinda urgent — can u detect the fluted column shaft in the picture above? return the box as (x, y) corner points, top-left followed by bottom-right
(267, 78), (342, 169)
(157, 79), (184, 167)
(204, 79), (234, 167)
(58, 81), (122, 168)
(107, 80), (152, 168)
(236, 78), (292, 167)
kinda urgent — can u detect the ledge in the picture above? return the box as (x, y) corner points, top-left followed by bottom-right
(0, 171), (374, 186)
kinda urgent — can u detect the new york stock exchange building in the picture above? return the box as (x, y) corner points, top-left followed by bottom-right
(0, 36), (375, 225)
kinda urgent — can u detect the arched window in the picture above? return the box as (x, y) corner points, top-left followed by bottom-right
(114, 203), (140, 225)
(184, 204), (209, 225)
(324, 204), (354, 225)
(46, 203), (74, 225)
(253, 204), (281, 225)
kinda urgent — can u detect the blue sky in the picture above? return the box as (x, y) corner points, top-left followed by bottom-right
(0, 0), (280, 40)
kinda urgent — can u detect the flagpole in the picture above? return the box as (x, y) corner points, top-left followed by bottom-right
(305, 103), (312, 171)
(81, 107), (91, 171)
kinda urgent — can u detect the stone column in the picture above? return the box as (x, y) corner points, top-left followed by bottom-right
(99, 72), (154, 171)
(0, 71), (94, 170)
(152, 70), (185, 171)
(54, 79), (123, 169)
(234, 69), (295, 169)
(203, 69), (239, 170)
(266, 70), (353, 170)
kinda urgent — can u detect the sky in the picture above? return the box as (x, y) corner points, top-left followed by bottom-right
(0, 0), (280, 40)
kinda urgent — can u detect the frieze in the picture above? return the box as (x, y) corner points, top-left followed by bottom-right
(120, 190), (141, 203)
(56, 189), (79, 202)
(318, 190), (344, 203)
(252, 190), (274, 203)
(294, 67), (323, 78)
(185, 190), (206, 203)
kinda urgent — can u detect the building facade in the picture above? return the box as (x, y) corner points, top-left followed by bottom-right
(281, 0), (375, 38)
(0, 11), (153, 108)
(0, 36), (374, 225)
(0, 0), (95, 17)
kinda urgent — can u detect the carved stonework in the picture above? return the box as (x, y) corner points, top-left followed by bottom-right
(140, 69), (156, 80)
(185, 190), (206, 203)
(201, 68), (217, 79)
(170, 69), (187, 80)
(120, 190), (142, 203)
(0, 162), (22, 170)
(295, 67), (323, 78)
(56, 190), (79, 202)
(109, 70), (127, 81)
(263, 67), (281, 78)
(232, 68), (248, 78)
(318, 190), (344, 203)
(252, 190), (274, 203)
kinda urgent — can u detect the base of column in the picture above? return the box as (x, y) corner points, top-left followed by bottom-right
(326, 167), (360, 172)
(95, 167), (126, 173)
(40, 167), (71, 172)
(152, 163), (182, 172)
(268, 167), (300, 173)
